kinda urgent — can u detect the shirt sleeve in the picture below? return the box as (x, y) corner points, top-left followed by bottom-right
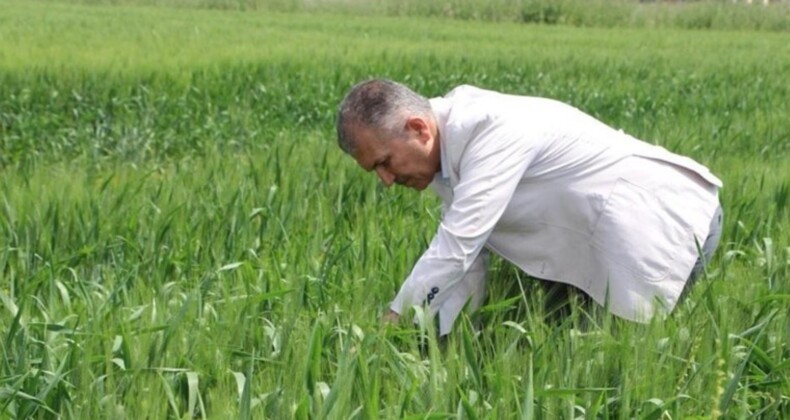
(437, 248), (489, 334)
(390, 124), (538, 334)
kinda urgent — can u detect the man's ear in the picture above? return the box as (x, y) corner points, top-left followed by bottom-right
(405, 117), (430, 143)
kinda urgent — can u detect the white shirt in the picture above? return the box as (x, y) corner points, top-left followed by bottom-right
(390, 85), (722, 335)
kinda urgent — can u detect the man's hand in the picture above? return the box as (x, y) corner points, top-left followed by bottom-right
(381, 310), (400, 325)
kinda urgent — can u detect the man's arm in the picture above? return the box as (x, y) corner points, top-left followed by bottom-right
(386, 249), (489, 334)
(390, 125), (537, 334)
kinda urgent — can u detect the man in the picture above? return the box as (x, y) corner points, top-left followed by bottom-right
(336, 79), (723, 335)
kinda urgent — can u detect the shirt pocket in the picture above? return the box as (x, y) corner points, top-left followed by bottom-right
(590, 178), (687, 283)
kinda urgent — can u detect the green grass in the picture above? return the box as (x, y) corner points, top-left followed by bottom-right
(1, 0), (789, 418)
(22, 0), (790, 31)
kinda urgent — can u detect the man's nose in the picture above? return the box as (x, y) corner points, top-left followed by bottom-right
(375, 167), (395, 187)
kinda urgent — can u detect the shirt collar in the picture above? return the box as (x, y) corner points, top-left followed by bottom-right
(430, 96), (452, 181)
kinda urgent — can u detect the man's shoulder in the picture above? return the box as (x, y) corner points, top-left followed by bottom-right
(441, 85), (501, 125)
(445, 84), (495, 99)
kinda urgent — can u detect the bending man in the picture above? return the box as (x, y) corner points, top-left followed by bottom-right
(336, 80), (723, 335)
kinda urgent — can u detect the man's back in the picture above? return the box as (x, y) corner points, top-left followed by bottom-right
(429, 85), (722, 321)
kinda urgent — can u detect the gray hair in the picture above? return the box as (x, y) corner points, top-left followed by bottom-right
(336, 79), (433, 155)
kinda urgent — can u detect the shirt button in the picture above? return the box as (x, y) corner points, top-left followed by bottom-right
(431, 287), (439, 294)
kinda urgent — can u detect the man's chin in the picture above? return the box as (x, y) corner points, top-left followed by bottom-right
(411, 180), (431, 191)
(398, 178), (430, 191)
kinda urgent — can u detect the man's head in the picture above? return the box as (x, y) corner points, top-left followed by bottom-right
(336, 79), (440, 191)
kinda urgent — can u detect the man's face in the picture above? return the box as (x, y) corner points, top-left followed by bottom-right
(351, 119), (440, 191)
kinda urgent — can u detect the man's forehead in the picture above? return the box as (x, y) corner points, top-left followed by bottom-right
(351, 123), (382, 140)
(352, 130), (387, 170)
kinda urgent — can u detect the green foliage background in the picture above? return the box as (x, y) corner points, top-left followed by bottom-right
(0, 0), (788, 418)
(24, 0), (790, 31)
